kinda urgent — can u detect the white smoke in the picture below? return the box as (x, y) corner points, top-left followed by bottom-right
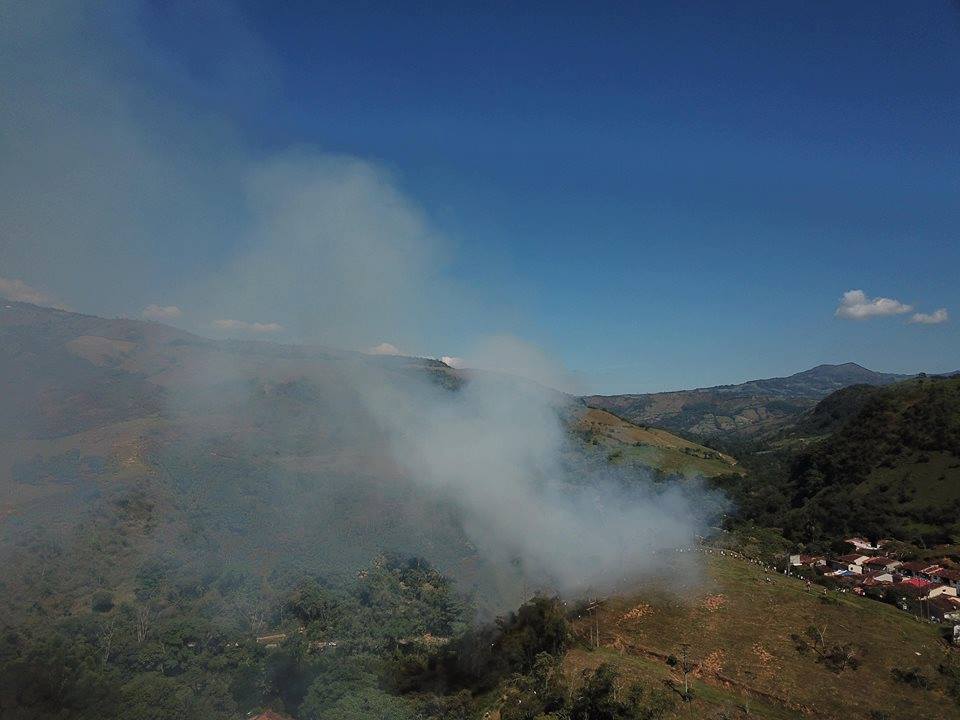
(1, 0), (715, 601)
(358, 364), (705, 597)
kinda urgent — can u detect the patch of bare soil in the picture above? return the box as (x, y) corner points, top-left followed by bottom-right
(620, 603), (653, 622)
(703, 594), (726, 611)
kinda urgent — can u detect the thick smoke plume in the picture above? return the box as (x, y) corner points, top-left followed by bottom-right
(1, 1), (716, 601)
(358, 365), (708, 597)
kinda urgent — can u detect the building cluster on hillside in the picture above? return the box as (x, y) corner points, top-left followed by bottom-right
(789, 537), (960, 623)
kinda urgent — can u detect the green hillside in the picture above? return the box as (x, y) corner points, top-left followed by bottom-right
(568, 406), (741, 478)
(585, 363), (909, 439)
(713, 375), (960, 551)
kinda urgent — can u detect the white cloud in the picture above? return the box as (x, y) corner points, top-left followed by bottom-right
(213, 319), (283, 334)
(441, 355), (465, 368)
(909, 308), (949, 325)
(835, 289), (912, 320)
(0, 276), (68, 309)
(142, 304), (183, 321)
(368, 342), (402, 356)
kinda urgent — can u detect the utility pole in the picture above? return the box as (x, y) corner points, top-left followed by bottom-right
(593, 601), (600, 647)
(586, 599), (602, 648)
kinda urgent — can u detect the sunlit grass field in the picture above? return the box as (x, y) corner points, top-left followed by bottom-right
(563, 553), (956, 719)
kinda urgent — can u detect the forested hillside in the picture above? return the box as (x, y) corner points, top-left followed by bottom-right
(712, 375), (960, 551)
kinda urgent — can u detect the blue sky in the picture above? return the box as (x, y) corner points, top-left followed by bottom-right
(2, 2), (958, 392)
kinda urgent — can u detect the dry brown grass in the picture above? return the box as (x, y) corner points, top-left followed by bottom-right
(621, 602), (654, 622)
(565, 553), (958, 719)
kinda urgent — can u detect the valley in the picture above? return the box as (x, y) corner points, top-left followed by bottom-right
(1, 302), (958, 720)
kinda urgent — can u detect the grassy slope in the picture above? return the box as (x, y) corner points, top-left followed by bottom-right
(571, 407), (741, 477)
(564, 554), (956, 720)
(585, 390), (815, 438)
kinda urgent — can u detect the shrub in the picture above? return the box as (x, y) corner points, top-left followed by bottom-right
(91, 590), (114, 613)
(891, 666), (930, 689)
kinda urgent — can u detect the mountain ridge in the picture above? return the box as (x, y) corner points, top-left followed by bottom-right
(584, 362), (912, 437)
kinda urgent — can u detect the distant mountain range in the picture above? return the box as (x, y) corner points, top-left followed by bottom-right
(584, 362), (912, 437)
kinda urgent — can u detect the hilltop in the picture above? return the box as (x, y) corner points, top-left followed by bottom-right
(585, 363), (910, 438)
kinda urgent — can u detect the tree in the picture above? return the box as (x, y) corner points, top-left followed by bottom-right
(135, 602), (155, 645)
(287, 579), (340, 631)
(307, 687), (415, 720)
(298, 656), (369, 716)
(667, 644), (696, 701)
(91, 590), (114, 613)
(791, 625), (861, 673)
(568, 663), (670, 720)
(97, 613), (121, 667)
(938, 653), (960, 703)
(500, 652), (568, 720)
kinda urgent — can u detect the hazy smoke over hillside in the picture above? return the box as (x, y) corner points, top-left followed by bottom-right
(358, 367), (707, 596)
(1, 1), (714, 599)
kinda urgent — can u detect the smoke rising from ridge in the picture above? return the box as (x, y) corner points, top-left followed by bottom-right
(1, 1), (717, 600)
(356, 365), (709, 597)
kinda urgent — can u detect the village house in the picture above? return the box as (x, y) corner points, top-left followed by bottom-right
(846, 537), (885, 552)
(900, 576), (932, 589)
(925, 584), (958, 599)
(855, 573), (889, 594)
(896, 563), (960, 589)
(861, 556), (902, 573)
(787, 547), (960, 625)
(925, 595), (960, 624)
(899, 561), (943, 580)
(938, 568), (960, 590)
(789, 554), (826, 568)
(926, 567), (960, 589)
(829, 554), (870, 574)
(860, 571), (895, 586)
(898, 560), (926, 576)
(255, 633), (287, 649)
